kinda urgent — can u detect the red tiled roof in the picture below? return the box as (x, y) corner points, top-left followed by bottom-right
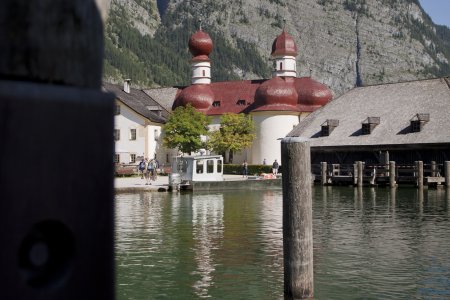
(173, 77), (333, 115)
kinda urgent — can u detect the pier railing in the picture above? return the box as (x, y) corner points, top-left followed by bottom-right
(313, 161), (449, 188)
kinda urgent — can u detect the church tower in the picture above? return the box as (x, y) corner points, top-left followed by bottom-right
(188, 28), (213, 84)
(271, 30), (298, 78)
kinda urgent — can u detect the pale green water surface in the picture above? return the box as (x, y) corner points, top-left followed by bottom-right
(115, 187), (450, 299)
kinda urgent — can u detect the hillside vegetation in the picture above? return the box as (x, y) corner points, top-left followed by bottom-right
(104, 0), (450, 95)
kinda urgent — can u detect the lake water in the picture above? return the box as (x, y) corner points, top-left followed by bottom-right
(115, 187), (450, 299)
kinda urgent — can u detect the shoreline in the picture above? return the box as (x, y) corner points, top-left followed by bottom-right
(114, 174), (250, 193)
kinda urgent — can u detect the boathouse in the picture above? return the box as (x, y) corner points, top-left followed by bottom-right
(287, 77), (450, 166)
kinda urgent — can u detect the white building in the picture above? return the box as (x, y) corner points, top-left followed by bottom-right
(104, 81), (176, 166)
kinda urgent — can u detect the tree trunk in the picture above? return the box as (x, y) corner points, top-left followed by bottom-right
(229, 150), (234, 164)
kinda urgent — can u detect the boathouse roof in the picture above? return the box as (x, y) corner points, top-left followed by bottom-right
(287, 77), (450, 149)
(104, 82), (169, 123)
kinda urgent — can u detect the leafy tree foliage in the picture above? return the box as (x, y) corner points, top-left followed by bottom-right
(162, 104), (211, 154)
(208, 113), (256, 163)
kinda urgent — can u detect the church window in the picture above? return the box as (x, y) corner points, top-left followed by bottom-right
(213, 101), (221, 107)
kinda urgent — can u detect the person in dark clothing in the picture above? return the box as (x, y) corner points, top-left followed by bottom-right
(242, 161), (248, 178)
(272, 159), (279, 175)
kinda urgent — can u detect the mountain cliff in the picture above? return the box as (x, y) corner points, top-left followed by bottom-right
(104, 0), (450, 96)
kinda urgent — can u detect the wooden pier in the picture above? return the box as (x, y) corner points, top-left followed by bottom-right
(313, 161), (450, 188)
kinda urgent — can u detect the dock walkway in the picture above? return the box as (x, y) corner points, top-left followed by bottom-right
(115, 174), (247, 193)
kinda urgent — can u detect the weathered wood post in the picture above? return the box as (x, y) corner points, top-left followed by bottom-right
(281, 137), (313, 300)
(431, 161), (437, 177)
(445, 161), (450, 188)
(0, 1), (114, 299)
(321, 162), (327, 186)
(389, 161), (396, 188)
(416, 161), (424, 188)
(353, 163), (358, 185)
(357, 161), (364, 187)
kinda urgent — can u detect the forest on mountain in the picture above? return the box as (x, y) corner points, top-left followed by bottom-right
(103, 0), (450, 95)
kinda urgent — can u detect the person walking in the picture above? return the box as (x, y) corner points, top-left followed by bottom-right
(145, 159), (155, 185)
(138, 158), (147, 179)
(272, 159), (279, 176)
(242, 161), (248, 178)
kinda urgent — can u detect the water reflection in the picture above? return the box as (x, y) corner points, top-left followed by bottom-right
(116, 187), (450, 300)
(190, 193), (224, 298)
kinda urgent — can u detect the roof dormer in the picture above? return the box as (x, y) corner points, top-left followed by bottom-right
(410, 113), (429, 132)
(362, 117), (380, 135)
(321, 119), (339, 136)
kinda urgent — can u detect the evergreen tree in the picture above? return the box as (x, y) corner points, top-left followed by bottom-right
(208, 113), (256, 163)
(162, 104), (211, 154)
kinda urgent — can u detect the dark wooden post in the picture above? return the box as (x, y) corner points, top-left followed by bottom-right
(281, 137), (313, 300)
(357, 161), (363, 187)
(416, 161), (424, 188)
(0, 1), (114, 299)
(431, 161), (437, 177)
(389, 161), (396, 188)
(321, 162), (327, 186)
(445, 161), (450, 187)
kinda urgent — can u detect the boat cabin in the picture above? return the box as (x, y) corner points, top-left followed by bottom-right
(172, 155), (224, 183)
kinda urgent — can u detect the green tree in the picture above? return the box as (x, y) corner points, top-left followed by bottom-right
(162, 104), (211, 154)
(208, 113), (256, 163)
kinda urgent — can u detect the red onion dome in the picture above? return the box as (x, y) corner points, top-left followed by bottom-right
(295, 77), (333, 106)
(255, 77), (298, 109)
(188, 30), (213, 57)
(271, 30), (298, 57)
(174, 84), (214, 110)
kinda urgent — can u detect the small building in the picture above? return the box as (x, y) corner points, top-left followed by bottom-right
(287, 77), (450, 166)
(104, 81), (177, 166)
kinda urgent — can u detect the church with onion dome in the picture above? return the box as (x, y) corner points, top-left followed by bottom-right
(171, 27), (333, 164)
(105, 26), (333, 166)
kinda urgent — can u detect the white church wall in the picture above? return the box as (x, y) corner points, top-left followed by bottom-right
(250, 112), (299, 165)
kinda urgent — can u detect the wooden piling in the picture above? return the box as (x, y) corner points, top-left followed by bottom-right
(0, 2), (114, 298)
(445, 161), (450, 187)
(281, 137), (313, 300)
(431, 161), (437, 177)
(357, 161), (363, 187)
(353, 163), (358, 185)
(389, 161), (396, 188)
(321, 162), (327, 186)
(416, 161), (424, 187)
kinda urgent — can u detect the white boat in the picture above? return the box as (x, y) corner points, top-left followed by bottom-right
(170, 155), (224, 189)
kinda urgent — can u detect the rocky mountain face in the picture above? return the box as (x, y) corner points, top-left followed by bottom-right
(104, 0), (450, 96)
